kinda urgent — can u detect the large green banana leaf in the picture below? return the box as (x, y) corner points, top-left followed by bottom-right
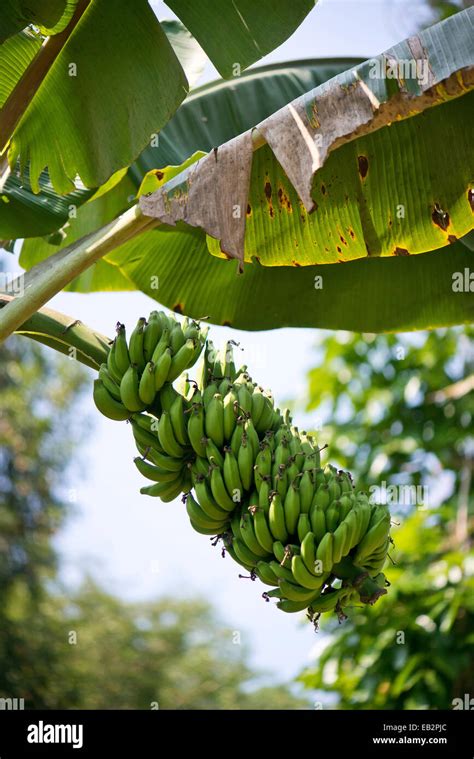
(20, 59), (360, 268)
(1, 0), (313, 196)
(0, 19), (206, 239)
(164, 0), (316, 79)
(0, 0), (77, 43)
(107, 225), (474, 332)
(138, 9), (474, 266)
(16, 11), (474, 332)
(3, 0), (188, 195)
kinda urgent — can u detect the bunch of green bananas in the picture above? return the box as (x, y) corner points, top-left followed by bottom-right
(93, 311), (392, 623)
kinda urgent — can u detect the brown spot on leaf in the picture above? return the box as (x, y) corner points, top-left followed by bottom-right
(337, 246), (342, 254)
(468, 189), (474, 212)
(154, 170), (164, 180)
(264, 181), (272, 200)
(246, 203), (252, 216)
(448, 235), (457, 244)
(269, 207), (274, 218)
(340, 235), (347, 246)
(292, 260), (301, 267)
(358, 155), (369, 179)
(173, 303), (183, 314)
(393, 247), (410, 256)
(432, 203), (450, 231)
(300, 215), (306, 223)
(222, 320), (232, 327)
(321, 184), (326, 195)
(349, 228), (355, 239)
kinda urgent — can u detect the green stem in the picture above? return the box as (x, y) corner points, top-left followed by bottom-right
(0, 295), (111, 370)
(0, 203), (157, 344)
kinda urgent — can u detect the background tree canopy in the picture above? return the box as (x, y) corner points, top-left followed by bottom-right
(297, 327), (474, 708)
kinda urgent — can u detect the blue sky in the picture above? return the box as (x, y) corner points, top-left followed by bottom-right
(5, 0), (437, 690)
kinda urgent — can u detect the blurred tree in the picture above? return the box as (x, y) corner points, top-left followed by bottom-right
(2, 579), (309, 709)
(298, 328), (474, 708)
(0, 336), (89, 705)
(0, 337), (89, 594)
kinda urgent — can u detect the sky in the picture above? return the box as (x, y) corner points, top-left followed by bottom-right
(3, 0), (437, 690)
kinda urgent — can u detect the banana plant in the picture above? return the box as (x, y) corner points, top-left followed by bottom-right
(1, 7), (473, 349)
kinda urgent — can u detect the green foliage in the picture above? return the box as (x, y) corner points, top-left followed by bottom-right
(0, 581), (308, 709)
(298, 327), (474, 708)
(0, 336), (89, 593)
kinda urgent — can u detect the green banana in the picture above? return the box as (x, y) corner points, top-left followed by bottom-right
(129, 318), (147, 372)
(187, 405), (207, 457)
(205, 439), (224, 469)
(98, 364), (122, 402)
(154, 348), (172, 391)
(239, 514), (270, 558)
(299, 471), (314, 514)
(138, 362), (157, 406)
(291, 555), (325, 590)
(310, 503), (327, 543)
(167, 338), (197, 383)
(237, 384), (253, 415)
(170, 323), (186, 354)
(143, 313), (162, 363)
(194, 477), (228, 520)
(255, 561), (279, 586)
(315, 531), (334, 574)
(256, 396), (276, 434)
(186, 493), (229, 532)
(297, 513), (311, 543)
(310, 588), (346, 613)
(232, 538), (260, 568)
(312, 484), (331, 510)
(252, 507), (274, 554)
(119, 365), (145, 412)
(268, 493), (288, 542)
(169, 394), (189, 447)
(237, 435), (254, 491)
(147, 448), (184, 472)
(223, 447), (243, 502)
(279, 579), (321, 603)
(151, 328), (170, 365)
(210, 462), (236, 512)
(300, 531), (317, 574)
(114, 323), (131, 376)
(157, 411), (186, 458)
(140, 475), (185, 502)
(332, 521), (349, 564)
(325, 503), (341, 533)
(93, 379), (130, 421)
(354, 514), (391, 566)
(269, 560), (295, 584)
(134, 456), (181, 483)
(277, 599), (311, 613)
(106, 340), (123, 384)
(223, 389), (239, 440)
(283, 482), (300, 535)
(250, 387), (266, 428)
(205, 393), (225, 448)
